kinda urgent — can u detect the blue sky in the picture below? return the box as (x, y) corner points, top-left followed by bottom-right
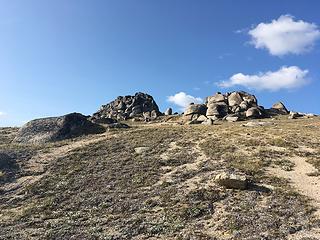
(1, 0), (320, 126)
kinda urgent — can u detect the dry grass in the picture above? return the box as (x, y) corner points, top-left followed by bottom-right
(0, 117), (320, 239)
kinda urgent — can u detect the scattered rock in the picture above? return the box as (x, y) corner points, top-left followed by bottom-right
(164, 108), (173, 116)
(243, 121), (275, 127)
(91, 92), (161, 121)
(288, 111), (303, 119)
(14, 113), (105, 143)
(134, 147), (150, 154)
(225, 115), (240, 122)
(215, 172), (249, 190)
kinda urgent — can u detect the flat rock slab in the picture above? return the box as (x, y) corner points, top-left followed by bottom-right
(14, 113), (105, 144)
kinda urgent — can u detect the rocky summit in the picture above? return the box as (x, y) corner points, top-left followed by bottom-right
(14, 113), (105, 143)
(184, 91), (282, 124)
(91, 92), (161, 122)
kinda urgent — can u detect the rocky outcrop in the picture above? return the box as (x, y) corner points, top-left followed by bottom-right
(205, 91), (261, 120)
(14, 113), (105, 143)
(183, 91), (292, 124)
(91, 92), (161, 121)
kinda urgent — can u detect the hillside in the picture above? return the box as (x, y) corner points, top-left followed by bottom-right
(0, 116), (320, 239)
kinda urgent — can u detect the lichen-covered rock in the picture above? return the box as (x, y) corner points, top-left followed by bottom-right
(91, 92), (161, 121)
(14, 113), (105, 143)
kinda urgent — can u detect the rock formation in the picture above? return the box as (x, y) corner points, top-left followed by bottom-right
(182, 90), (300, 124)
(91, 92), (161, 121)
(184, 91), (267, 123)
(14, 113), (105, 143)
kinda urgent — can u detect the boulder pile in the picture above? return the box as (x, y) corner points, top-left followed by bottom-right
(184, 91), (267, 124)
(91, 92), (161, 122)
(14, 113), (105, 143)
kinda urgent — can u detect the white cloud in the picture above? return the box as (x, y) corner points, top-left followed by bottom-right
(0, 112), (7, 117)
(249, 15), (320, 56)
(167, 92), (203, 110)
(219, 66), (309, 91)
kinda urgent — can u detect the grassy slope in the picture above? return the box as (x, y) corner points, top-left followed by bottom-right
(0, 117), (320, 239)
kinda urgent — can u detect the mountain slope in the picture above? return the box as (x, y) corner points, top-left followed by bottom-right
(1, 117), (320, 239)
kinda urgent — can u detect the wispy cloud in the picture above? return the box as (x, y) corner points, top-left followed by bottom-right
(218, 53), (233, 60)
(219, 66), (309, 91)
(248, 15), (320, 56)
(167, 92), (203, 111)
(0, 112), (7, 117)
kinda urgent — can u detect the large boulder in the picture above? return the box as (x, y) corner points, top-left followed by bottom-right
(14, 113), (105, 143)
(184, 103), (207, 116)
(271, 102), (289, 114)
(207, 93), (226, 104)
(91, 92), (161, 121)
(228, 92), (243, 107)
(206, 102), (229, 117)
(246, 107), (264, 118)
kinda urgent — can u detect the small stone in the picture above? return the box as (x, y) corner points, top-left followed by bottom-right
(134, 147), (150, 154)
(215, 172), (248, 190)
(225, 116), (239, 122)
